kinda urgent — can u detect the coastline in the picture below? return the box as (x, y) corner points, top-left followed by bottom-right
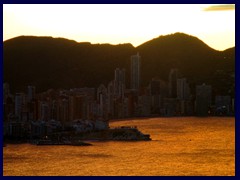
(109, 115), (235, 123)
(4, 126), (151, 146)
(4, 116), (234, 146)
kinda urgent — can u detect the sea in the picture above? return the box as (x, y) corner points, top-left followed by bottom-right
(3, 117), (235, 176)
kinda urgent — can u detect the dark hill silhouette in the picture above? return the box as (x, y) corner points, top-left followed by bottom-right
(137, 33), (218, 82)
(3, 33), (234, 96)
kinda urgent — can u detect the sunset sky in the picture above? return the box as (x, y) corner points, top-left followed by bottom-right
(3, 4), (235, 51)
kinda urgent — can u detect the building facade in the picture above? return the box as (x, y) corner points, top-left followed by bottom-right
(196, 84), (212, 116)
(131, 53), (141, 90)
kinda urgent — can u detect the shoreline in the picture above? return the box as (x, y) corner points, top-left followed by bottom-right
(109, 115), (235, 123)
(4, 116), (234, 145)
(4, 126), (151, 145)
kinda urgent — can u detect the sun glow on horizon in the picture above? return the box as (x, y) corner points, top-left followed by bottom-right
(3, 4), (235, 50)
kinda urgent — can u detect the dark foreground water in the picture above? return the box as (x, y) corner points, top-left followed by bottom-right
(3, 117), (235, 176)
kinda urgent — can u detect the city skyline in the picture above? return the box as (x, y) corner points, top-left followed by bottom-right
(3, 4), (235, 51)
(4, 50), (235, 122)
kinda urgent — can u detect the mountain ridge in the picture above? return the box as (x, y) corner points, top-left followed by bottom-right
(4, 33), (234, 51)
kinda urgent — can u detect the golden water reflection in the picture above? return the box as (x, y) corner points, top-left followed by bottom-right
(3, 117), (235, 176)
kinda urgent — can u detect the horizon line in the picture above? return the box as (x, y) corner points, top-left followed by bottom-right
(3, 32), (235, 51)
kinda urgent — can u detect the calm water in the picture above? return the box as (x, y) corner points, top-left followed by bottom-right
(3, 117), (235, 176)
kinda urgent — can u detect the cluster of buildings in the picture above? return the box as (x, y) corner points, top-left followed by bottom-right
(3, 53), (235, 139)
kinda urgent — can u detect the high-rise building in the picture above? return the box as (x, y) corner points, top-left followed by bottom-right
(40, 102), (49, 121)
(27, 86), (36, 102)
(149, 79), (161, 114)
(177, 78), (190, 100)
(114, 68), (126, 97)
(196, 83), (212, 116)
(131, 53), (141, 90)
(168, 68), (180, 98)
(97, 84), (108, 118)
(115, 68), (125, 84)
(134, 78), (168, 116)
(3, 83), (10, 103)
(107, 81), (114, 118)
(15, 93), (25, 118)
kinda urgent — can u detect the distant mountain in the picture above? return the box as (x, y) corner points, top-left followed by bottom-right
(3, 33), (235, 96)
(136, 33), (234, 92)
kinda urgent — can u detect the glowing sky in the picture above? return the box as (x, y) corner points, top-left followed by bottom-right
(3, 4), (235, 51)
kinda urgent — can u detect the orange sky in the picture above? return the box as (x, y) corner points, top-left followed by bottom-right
(3, 4), (235, 50)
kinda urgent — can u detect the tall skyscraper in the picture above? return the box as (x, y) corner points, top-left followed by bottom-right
(114, 68), (125, 97)
(177, 78), (190, 100)
(107, 81), (114, 117)
(97, 84), (108, 118)
(168, 68), (180, 98)
(131, 53), (141, 90)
